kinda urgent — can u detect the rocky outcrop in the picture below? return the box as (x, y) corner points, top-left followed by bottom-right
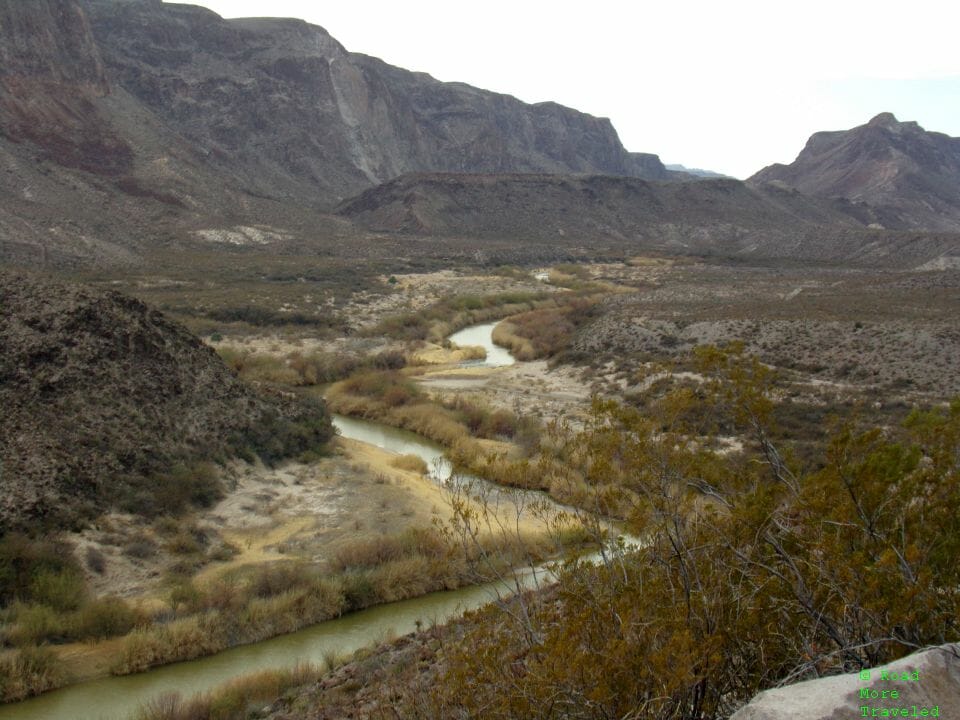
(750, 113), (960, 232)
(0, 271), (332, 532)
(732, 644), (960, 719)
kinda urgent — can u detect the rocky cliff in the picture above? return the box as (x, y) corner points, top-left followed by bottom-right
(80, 0), (673, 205)
(2, 0), (673, 208)
(0, 0), (128, 176)
(750, 113), (960, 231)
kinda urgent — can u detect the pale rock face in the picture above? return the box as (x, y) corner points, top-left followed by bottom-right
(731, 644), (960, 720)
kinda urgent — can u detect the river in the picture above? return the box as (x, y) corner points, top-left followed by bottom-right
(447, 321), (515, 367)
(0, 322), (530, 720)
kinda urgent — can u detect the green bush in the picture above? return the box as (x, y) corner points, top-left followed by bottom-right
(121, 462), (224, 518)
(7, 603), (65, 645)
(0, 534), (84, 608)
(69, 596), (139, 640)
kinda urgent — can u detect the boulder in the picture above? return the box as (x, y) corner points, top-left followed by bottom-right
(731, 644), (960, 719)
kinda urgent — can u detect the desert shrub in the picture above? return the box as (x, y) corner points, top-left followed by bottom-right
(0, 645), (68, 702)
(169, 580), (204, 613)
(390, 454), (429, 474)
(0, 534), (84, 608)
(85, 546), (107, 575)
(134, 692), (206, 720)
(367, 290), (553, 343)
(228, 353), (300, 385)
(112, 613), (229, 675)
(166, 531), (203, 556)
(205, 306), (345, 332)
(123, 533), (159, 559)
(68, 596), (140, 640)
(133, 666), (321, 720)
(332, 528), (448, 574)
(416, 348), (960, 719)
(492, 298), (598, 361)
(341, 371), (419, 401)
(27, 567), (86, 612)
(6, 603), (65, 645)
(239, 398), (333, 466)
(208, 542), (239, 563)
(340, 573), (378, 611)
(370, 313), (429, 341)
(246, 563), (309, 599)
(206, 665), (320, 720)
(123, 462), (224, 518)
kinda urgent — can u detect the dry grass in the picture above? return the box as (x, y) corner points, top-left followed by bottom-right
(0, 646), (69, 702)
(492, 298), (598, 361)
(390, 454), (429, 474)
(133, 664), (321, 720)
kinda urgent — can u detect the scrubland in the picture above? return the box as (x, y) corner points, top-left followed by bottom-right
(5, 255), (959, 716)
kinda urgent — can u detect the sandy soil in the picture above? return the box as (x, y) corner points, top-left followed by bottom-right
(71, 428), (558, 604)
(70, 443), (444, 600)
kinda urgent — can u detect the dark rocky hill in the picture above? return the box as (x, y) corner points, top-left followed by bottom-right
(336, 172), (960, 266)
(0, 271), (332, 533)
(750, 113), (960, 231)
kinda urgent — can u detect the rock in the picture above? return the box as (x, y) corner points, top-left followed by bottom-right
(731, 644), (960, 719)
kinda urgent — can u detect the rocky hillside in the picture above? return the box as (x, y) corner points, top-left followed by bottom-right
(750, 113), (960, 231)
(336, 172), (960, 265)
(0, 271), (332, 533)
(0, 0), (681, 269)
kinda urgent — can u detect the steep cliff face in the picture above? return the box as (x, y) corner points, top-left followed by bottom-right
(750, 113), (960, 231)
(0, 0), (132, 175)
(81, 0), (671, 204)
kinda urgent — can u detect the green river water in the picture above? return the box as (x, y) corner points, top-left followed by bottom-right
(0, 323), (648, 720)
(0, 323), (527, 720)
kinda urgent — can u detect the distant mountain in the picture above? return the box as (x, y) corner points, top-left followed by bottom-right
(0, 0), (678, 268)
(335, 172), (960, 266)
(750, 113), (960, 231)
(665, 164), (731, 179)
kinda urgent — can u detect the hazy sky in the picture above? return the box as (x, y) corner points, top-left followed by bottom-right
(186, 0), (960, 178)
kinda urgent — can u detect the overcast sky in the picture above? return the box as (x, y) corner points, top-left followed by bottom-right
(186, 0), (960, 178)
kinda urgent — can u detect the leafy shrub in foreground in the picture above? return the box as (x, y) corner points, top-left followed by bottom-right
(417, 347), (960, 719)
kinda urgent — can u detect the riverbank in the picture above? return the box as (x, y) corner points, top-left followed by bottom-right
(0, 291), (600, 714)
(1, 419), (578, 709)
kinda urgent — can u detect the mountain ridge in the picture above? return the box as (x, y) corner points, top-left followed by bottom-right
(750, 113), (960, 231)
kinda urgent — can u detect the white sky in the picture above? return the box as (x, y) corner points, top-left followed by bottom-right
(186, 0), (960, 178)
